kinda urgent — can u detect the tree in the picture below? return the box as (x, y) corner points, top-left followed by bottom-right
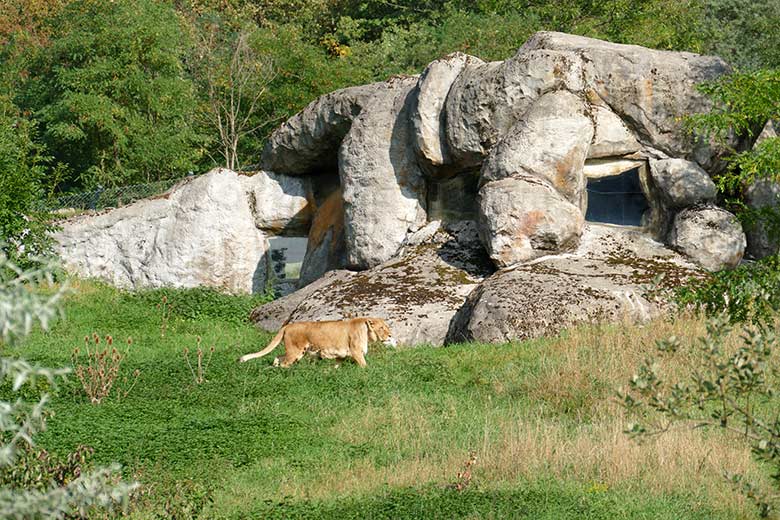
(21, 0), (203, 189)
(191, 20), (276, 171)
(0, 253), (136, 518)
(702, 0), (780, 70)
(0, 96), (52, 266)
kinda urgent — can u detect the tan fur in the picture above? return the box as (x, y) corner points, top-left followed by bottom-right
(239, 317), (393, 368)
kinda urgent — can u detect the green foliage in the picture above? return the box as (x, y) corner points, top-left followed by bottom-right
(186, 15), (276, 170)
(130, 286), (275, 325)
(21, 0), (203, 189)
(0, 97), (53, 265)
(0, 253), (65, 346)
(702, 0), (780, 70)
(0, 444), (95, 493)
(676, 256), (780, 323)
(680, 69), (780, 321)
(689, 71), (780, 146)
(0, 254), (135, 519)
(247, 23), (374, 140)
(620, 311), (780, 516)
(237, 484), (723, 519)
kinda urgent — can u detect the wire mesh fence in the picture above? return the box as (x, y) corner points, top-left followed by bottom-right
(37, 175), (195, 213)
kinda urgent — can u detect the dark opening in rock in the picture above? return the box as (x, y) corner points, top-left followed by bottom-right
(585, 165), (650, 227)
(267, 236), (308, 295)
(427, 171), (479, 222)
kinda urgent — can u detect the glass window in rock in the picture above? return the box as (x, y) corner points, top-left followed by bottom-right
(266, 236), (308, 295)
(427, 172), (479, 222)
(584, 161), (650, 228)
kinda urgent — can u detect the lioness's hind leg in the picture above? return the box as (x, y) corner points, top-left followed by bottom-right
(277, 341), (307, 368)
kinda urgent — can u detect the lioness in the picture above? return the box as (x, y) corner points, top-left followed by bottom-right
(239, 317), (396, 367)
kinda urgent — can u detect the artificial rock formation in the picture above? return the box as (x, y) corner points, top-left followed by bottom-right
(447, 225), (702, 343)
(669, 206), (746, 271)
(55, 32), (762, 346)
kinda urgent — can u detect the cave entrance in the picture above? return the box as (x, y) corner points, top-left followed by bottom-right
(267, 236), (308, 295)
(583, 159), (653, 229)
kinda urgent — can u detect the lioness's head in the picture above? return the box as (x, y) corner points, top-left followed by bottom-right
(365, 318), (397, 347)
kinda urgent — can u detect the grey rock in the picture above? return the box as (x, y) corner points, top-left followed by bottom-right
(588, 104), (641, 159)
(756, 119), (778, 143)
(444, 49), (584, 168)
(521, 31), (732, 167)
(478, 175), (584, 267)
(648, 158), (717, 208)
(742, 120), (780, 258)
(745, 179), (780, 259)
(239, 170), (313, 235)
(447, 224), (702, 344)
(339, 77), (428, 269)
(412, 52), (479, 175)
(481, 90), (594, 209)
(260, 83), (384, 175)
(54, 168), (268, 294)
(669, 206), (746, 271)
(250, 221), (494, 346)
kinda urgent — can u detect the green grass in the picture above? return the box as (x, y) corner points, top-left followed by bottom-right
(2, 280), (763, 519)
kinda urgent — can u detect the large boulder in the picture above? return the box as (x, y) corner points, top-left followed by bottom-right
(478, 176), (584, 266)
(648, 158), (718, 209)
(669, 206), (746, 271)
(447, 225), (702, 344)
(520, 31), (732, 167)
(480, 90), (594, 209)
(54, 169), (270, 293)
(744, 120), (780, 259)
(444, 49), (583, 168)
(339, 76), (428, 269)
(250, 221), (494, 346)
(260, 83), (382, 175)
(746, 179), (780, 259)
(412, 52), (480, 176)
(588, 104), (641, 159)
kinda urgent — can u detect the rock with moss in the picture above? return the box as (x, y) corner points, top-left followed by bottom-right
(250, 221), (494, 346)
(447, 225), (702, 344)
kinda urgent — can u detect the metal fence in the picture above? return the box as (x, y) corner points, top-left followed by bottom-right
(38, 175), (194, 213)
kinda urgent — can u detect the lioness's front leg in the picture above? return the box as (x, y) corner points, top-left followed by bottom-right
(348, 336), (368, 367)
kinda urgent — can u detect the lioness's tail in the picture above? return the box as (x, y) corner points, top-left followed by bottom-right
(239, 326), (286, 363)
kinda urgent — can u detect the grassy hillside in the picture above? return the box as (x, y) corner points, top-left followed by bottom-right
(3, 280), (770, 518)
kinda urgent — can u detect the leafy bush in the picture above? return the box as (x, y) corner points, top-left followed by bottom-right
(130, 286), (275, 325)
(0, 252), (135, 518)
(702, 0), (780, 70)
(676, 256), (780, 323)
(620, 310), (780, 516)
(0, 97), (53, 266)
